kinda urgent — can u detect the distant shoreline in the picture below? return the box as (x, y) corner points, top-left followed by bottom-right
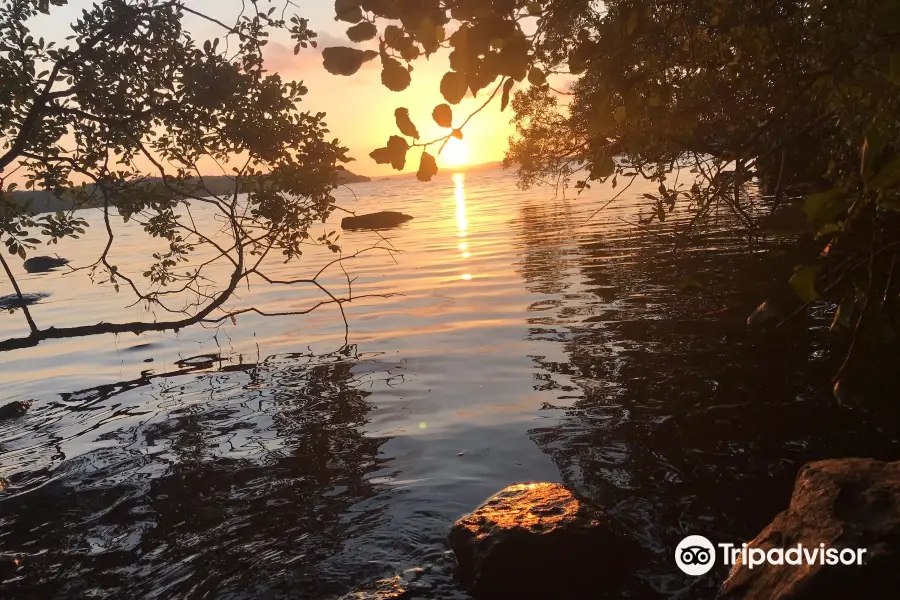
(7, 168), (372, 215)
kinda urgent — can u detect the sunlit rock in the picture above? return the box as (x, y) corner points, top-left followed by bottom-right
(720, 459), (900, 599)
(449, 482), (642, 599)
(22, 256), (69, 273)
(341, 211), (413, 231)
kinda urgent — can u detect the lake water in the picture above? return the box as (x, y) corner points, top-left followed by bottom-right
(1, 167), (898, 599)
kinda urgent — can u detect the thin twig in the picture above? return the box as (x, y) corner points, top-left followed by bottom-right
(0, 251), (38, 334)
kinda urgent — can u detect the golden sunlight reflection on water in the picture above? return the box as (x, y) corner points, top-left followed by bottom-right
(0, 166), (682, 412)
(454, 173), (472, 280)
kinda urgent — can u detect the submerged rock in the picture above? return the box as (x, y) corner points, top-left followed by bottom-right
(0, 554), (23, 580)
(23, 256), (69, 273)
(0, 400), (32, 420)
(0, 292), (49, 311)
(720, 458), (900, 599)
(448, 482), (642, 599)
(342, 575), (412, 599)
(341, 211), (413, 231)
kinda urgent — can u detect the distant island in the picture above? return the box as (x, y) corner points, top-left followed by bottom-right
(7, 167), (371, 215)
(335, 167), (372, 185)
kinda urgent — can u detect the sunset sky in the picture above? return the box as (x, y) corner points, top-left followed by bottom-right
(279, 2), (517, 175)
(30, 1), (519, 178)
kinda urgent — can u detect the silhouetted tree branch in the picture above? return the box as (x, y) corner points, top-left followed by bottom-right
(0, 0), (378, 353)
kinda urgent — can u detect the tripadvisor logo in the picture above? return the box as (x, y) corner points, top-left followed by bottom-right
(675, 535), (717, 576)
(675, 534), (869, 576)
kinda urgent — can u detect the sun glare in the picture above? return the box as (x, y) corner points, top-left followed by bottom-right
(442, 137), (469, 168)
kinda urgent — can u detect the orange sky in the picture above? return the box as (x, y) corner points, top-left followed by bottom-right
(263, 33), (517, 177)
(14, 2), (518, 181)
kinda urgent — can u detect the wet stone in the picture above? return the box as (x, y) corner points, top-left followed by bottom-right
(0, 400), (31, 420)
(341, 211), (413, 231)
(22, 256), (69, 273)
(0, 292), (49, 311)
(342, 575), (412, 599)
(448, 483), (642, 599)
(720, 459), (900, 599)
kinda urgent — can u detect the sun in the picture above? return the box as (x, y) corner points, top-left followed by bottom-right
(441, 136), (469, 168)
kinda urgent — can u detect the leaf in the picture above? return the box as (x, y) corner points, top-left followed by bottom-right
(440, 71), (468, 104)
(414, 19), (442, 51)
(790, 265), (821, 303)
(451, 129), (463, 140)
(381, 57), (411, 91)
(322, 47), (378, 76)
(383, 25), (405, 48)
(890, 52), (900, 83)
(230, 314), (237, 325)
(594, 156), (616, 178)
(626, 10), (639, 36)
(394, 108), (419, 139)
(334, 0), (363, 23)
(500, 78), (514, 111)
(385, 135), (409, 170)
(432, 103), (453, 128)
(527, 67), (546, 86)
(417, 152), (438, 182)
(346, 21), (377, 42)
(869, 156), (900, 190)
(370, 147), (393, 165)
(816, 223), (842, 238)
(401, 45), (420, 61)
(497, 38), (530, 81)
(861, 130), (889, 178)
(588, 109), (615, 136)
(802, 188), (849, 227)
(526, 2), (542, 15)
(614, 106), (627, 125)
(830, 294), (857, 332)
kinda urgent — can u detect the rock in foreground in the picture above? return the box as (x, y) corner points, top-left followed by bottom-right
(721, 458), (900, 599)
(449, 483), (642, 599)
(341, 211), (413, 231)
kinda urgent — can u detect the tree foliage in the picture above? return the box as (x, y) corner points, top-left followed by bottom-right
(327, 0), (900, 378)
(0, 0), (384, 352)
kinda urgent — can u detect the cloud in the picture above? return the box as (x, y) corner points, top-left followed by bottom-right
(316, 30), (349, 48)
(263, 31), (379, 79)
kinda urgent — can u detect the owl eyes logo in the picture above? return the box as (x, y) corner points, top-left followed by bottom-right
(675, 535), (717, 575)
(680, 546), (712, 565)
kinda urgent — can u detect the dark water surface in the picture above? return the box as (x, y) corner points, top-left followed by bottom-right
(2, 168), (899, 599)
